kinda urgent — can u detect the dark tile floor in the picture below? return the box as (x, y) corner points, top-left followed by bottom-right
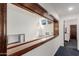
(55, 39), (79, 56)
(65, 39), (77, 49)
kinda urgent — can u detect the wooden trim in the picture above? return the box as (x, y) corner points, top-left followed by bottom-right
(12, 3), (53, 22)
(54, 20), (59, 36)
(12, 3), (59, 36)
(7, 35), (54, 49)
(8, 41), (20, 45)
(0, 3), (7, 56)
(7, 39), (39, 49)
(7, 3), (59, 56)
(8, 36), (55, 56)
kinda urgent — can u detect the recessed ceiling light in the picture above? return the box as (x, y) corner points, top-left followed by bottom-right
(68, 7), (74, 11)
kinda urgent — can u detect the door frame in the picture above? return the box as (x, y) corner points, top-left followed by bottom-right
(70, 25), (77, 49)
(64, 21), (78, 49)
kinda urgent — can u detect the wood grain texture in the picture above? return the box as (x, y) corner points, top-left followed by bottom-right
(54, 20), (59, 36)
(7, 3), (59, 56)
(12, 3), (53, 22)
(0, 3), (7, 56)
(8, 37), (55, 56)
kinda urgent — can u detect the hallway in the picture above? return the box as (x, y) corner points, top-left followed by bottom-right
(6, 3), (79, 56)
(1, 3), (79, 56)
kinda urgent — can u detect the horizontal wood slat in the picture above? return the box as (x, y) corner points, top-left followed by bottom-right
(8, 36), (56, 56)
(7, 3), (59, 56)
(13, 3), (53, 22)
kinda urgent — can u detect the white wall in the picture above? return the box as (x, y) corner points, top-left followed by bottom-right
(7, 3), (64, 56)
(77, 17), (79, 50)
(7, 4), (40, 42)
(22, 14), (64, 56)
(7, 4), (54, 43)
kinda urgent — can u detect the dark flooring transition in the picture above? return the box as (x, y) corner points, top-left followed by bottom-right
(54, 46), (79, 56)
(65, 39), (77, 49)
(55, 39), (79, 56)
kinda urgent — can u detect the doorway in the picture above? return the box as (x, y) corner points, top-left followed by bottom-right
(64, 25), (77, 49)
(70, 25), (77, 40)
(69, 25), (77, 49)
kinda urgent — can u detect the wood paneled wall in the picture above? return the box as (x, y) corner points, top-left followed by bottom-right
(54, 20), (59, 36)
(0, 3), (7, 56)
(12, 3), (59, 36)
(7, 3), (59, 56)
(13, 3), (53, 22)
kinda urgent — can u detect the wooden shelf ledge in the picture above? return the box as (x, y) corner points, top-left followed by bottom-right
(7, 35), (55, 56)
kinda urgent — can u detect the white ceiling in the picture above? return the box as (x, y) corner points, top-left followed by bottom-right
(39, 3), (79, 19)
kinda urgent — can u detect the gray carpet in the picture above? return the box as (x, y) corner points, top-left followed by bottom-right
(65, 39), (77, 49)
(55, 46), (79, 56)
(55, 39), (78, 56)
